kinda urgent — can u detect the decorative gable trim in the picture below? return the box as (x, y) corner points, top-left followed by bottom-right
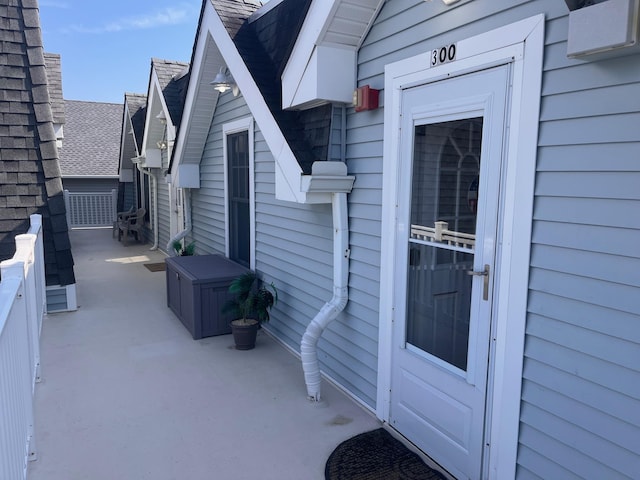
(140, 68), (175, 167)
(170, 6), (223, 189)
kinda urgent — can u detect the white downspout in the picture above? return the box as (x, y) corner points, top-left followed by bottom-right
(300, 192), (350, 402)
(166, 188), (192, 255)
(135, 162), (159, 250)
(150, 170), (159, 250)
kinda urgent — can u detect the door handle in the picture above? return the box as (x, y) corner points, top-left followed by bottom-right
(467, 264), (490, 301)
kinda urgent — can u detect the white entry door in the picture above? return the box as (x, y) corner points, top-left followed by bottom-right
(390, 65), (510, 480)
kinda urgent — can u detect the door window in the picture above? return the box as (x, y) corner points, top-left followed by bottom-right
(407, 118), (482, 371)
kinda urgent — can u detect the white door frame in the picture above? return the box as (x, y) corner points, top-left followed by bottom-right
(377, 15), (544, 479)
(222, 116), (256, 270)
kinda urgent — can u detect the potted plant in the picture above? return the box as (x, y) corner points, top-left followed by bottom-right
(172, 240), (196, 256)
(222, 271), (277, 350)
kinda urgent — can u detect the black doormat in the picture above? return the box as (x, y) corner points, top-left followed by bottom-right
(325, 428), (447, 480)
(144, 262), (166, 272)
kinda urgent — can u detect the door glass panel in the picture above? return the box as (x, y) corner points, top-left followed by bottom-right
(228, 131), (250, 267)
(406, 118), (482, 371)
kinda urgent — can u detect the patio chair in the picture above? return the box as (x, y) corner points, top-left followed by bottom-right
(112, 206), (134, 238)
(117, 207), (146, 245)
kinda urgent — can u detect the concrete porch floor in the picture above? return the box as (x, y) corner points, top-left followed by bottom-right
(28, 229), (380, 480)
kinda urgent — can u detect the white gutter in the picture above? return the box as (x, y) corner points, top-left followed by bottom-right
(166, 188), (192, 255)
(300, 192), (350, 402)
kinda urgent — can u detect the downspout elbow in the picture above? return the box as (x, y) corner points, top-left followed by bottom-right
(301, 192), (349, 402)
(301, 285), (348, 402)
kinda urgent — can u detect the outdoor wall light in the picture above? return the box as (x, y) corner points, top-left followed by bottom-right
(156, 140), (167, 150)
(210, 67), (239, 96)
(155, 111), (167, 124)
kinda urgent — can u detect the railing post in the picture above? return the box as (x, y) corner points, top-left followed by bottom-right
(14, 234), (40, 387)
(111, 188), (118, 222)
(29, 214), (46, 319)
(434, 221), (448, 242)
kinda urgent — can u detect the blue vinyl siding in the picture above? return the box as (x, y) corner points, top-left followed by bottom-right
(358, 0), (640, 478)
(189, 90), (379, 407)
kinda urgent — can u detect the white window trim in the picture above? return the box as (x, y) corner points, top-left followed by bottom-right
(222, 116), (256, 270)
(377, 14), (544, 479)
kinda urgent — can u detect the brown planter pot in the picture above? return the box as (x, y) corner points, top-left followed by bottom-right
(230, 319), (259, 350)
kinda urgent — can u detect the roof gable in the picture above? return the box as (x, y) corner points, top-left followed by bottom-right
(218, 0), (331, 174)
(172, 0), (353, 201)
(140, 58), (189, 162)
(152, 58), (190, 128)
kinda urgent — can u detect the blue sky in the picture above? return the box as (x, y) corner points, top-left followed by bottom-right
(38, 1), (202, 104)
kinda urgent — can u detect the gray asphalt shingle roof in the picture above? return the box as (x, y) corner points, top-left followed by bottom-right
(0, 0), (75, 286)
(58, 100), (123, 177)
(43, 52), (65, 125)
(152, 58), (189, 128)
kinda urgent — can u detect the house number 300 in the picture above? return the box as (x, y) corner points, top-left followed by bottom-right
(431, 44), (457, 66)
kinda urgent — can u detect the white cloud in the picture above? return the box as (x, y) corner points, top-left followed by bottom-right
(64, 5), (196, 34)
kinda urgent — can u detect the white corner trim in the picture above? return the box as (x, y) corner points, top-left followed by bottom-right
(377, 13), (544, 479)
(206, 3), (305, 203)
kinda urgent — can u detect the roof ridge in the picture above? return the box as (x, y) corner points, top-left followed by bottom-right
(65, 99), (122, 107)
(151, 57), (190, 66)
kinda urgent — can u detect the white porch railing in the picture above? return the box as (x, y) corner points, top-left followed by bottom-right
(411, 221), (476, 251)
(0, 214), (46, 480)
(64, 189), (117, 228)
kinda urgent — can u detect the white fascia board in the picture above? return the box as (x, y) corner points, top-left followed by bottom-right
(282, 0), (339, 109)
(118, 105), (129, 173)
(206, 2), (305, 203)
(141, 70), (175, 157)
(288, 44), (356, 109)
(170, 7), (221, 186)
(118, 105), (137, 173)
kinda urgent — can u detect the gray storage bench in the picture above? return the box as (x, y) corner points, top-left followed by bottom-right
(165, 254), (249, 339)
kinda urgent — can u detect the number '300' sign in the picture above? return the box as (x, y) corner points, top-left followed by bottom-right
(431, 44), (457, 66)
